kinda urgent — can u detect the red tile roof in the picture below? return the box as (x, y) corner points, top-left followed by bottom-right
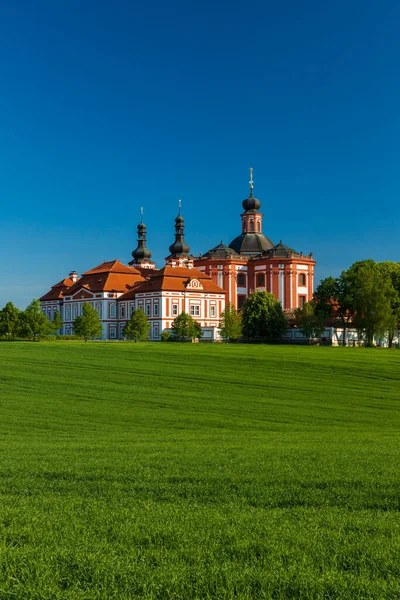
(65, 260), (144, 296)
(119, 265), (225, 299)
(40, 277), (76, 301)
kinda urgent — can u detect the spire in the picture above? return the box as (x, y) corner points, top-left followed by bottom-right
(249, 167), (254, 197)
(167, 203), (190, 260)
(129, 209), (153, 266)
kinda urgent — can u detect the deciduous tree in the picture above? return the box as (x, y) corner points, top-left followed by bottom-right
(0, 302), (21, 339)
(219, 302), (242, 342)
(73, 302), (103, 342)
(51, 310), (63, 336)
(19, 299), (51, 341)
(171, 312), (202, 342)
(351, 262), (396, 346)
(242, 292), (287, 342)
(122, 308), (149, 342)
(294, 300), (326, 341)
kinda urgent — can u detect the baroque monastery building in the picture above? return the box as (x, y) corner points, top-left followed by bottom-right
(40, 170), (315, 340)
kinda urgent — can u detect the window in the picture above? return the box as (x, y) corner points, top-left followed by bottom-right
(65, 305), (71, 320)
(110, 303), (116, 319)
(237, 295), (246, 309)
(218, 272), (223, 288)
(153, 325), (159, 339)
(130, 304), (135, 314)
(95, 303), (102, 318)
(257, 273), (265, 287)
(257, 222), (261, 232)
(172, 304), (178, 316)
(299, 273), (306, 286)
(73, 304), (78, 318)
(250, 221), (254, 232)
(154, 303), (159, 316)
(190, 305), (200, 316)
(210, 305), (216, 317)
(110, 327), (116, 339)
(237, 273), (246, 287)
(120, 304), (125, 319)
(299, 295), (306, 308)
(145, 304), (151, 316)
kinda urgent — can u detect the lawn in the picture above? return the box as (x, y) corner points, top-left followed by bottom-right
(0, 342), (400, 599)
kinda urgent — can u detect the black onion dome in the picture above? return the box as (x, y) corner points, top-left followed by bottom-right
(168, 238), (190, 256)
(132, 245), (152, 261)
(168, 213), (190, 257)
(242, 194), (261, 212)
(229, 232), (274, 255)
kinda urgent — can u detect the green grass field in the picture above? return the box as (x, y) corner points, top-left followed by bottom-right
(1, 342), (400, 599)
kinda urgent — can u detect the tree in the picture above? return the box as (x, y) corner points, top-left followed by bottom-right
(378, 262), (400, 347)
(73, 302), (103, 342)
(19, 299), (52, 341)
(219, 302), (242, 342)
(351, 262), (396, 346)
(0, 302), (21, 339)
(242, 292), (287, 342)
(122, 308), (149, 342)
(314, 274), (356, 347)
(171, 312), (203, 342)
(294, 300), (326, 341)
(51, 310), (63, 336)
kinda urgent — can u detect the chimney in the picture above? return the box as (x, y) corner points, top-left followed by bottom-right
(69, 270), (78, 282)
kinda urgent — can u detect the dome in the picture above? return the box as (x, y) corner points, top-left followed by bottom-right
(202, 242), (240, 259)
(132, 245), (152, 261)
(229, 232), (274, 255)
(242, 194), (261, 212)
(169, 238), (190, 257)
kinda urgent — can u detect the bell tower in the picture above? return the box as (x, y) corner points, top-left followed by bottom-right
(241, 168), (263, 234)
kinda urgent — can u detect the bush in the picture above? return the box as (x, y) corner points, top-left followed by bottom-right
(160, 331), (172, 342)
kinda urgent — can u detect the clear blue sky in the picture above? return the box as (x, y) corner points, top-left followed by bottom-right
(1, 0), (399, 308)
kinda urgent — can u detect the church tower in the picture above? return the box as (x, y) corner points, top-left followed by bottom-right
(166, 201), (193, 267)
(129, 209), (155, 270)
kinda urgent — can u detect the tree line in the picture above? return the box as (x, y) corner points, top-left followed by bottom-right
(1, 259), (399, 344)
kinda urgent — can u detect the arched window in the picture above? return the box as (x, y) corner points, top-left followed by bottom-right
(257, 222), (261, 232)
(96, 303), (102, 318)
(65, 305), (71, 321)
(109, 303), (116, 319)
(250, 221), (254, 232)
(257, 273), (265, 287)
(299, 273), (306, 286)
(73, 304), (78, 319)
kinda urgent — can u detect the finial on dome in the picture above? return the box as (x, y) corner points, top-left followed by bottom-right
(140, 206), (144, 223)
(249, 167), (254, 197)
(178, 199), (182, 214)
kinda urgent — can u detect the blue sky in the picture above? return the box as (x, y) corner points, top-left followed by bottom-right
(1, 0), (399, 308)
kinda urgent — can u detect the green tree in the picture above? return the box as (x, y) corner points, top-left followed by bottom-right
(314, 274), (356, 347)
(73, 302), (103, 342)
(19, 299), (52, 341)
(242, 292), (287, 342)
(122, 308), (149, 342)
(294, 300), (326, 341)
(378, 262), (400, 347)
(51, 310), (63, 336)
(219, 302), (242, 342)
(0, 302), (21, 339)
(350, 262), (396, 346)
(171, 312), (203, 342)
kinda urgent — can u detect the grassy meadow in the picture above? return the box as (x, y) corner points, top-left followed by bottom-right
(0, 342), (400, 599)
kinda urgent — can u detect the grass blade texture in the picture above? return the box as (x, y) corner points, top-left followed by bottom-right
(0, 342), (400, 599)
